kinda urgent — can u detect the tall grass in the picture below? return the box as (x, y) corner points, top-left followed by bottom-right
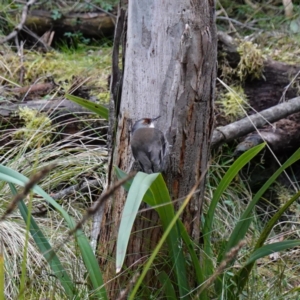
(115, 144), (300, 299)
(2, 107), (300, 298)
(0, 108), (108, 299)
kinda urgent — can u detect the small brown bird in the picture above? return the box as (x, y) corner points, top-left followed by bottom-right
(130, 116), (168, 174)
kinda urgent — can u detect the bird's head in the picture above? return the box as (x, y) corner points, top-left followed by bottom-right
(132, 116), (161, 133)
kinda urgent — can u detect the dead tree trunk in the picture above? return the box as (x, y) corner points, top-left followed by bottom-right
(97, 0), (217, 296)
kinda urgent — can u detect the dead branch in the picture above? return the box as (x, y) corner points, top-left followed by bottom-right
(11, 82), (56, 95)
(67, 172), (135, 236)
(83, 0), (117, 19)
(0, 0), (37, 45)
(51, 179), (101, 200)
(212, 96), (300, 148)
(0, 164), (56, 221)
(0, 97), (102, 117)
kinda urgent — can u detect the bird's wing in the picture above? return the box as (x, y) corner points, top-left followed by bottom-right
(148, 130), (167, 172)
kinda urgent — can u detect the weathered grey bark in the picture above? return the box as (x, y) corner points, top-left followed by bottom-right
(97, 0), (217, 296)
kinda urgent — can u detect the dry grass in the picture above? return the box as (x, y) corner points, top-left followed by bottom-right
(0, 43), (112, 101)
(0, 16), (112, 294)
(206, 146), (300, 299)
(0, 111), (108, 298)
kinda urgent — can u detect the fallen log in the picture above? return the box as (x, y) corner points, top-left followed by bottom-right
(25, 10), (115, 40)
(0, 98), (108, 146)
(0, 98), (93, 117)
(212, 96), (300, 148)
(215, 32), (300, 153)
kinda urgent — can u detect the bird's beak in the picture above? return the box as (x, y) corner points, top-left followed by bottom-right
(152, 115), (161, 121)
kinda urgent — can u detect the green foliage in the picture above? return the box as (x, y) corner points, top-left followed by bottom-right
(225, 148), (300, 297)
(9, 183), (76, 298)
(216, 147), (300, 298)
(0, 164), (108, 299)
(99, 92), (110, 102)
(157, 271), (177, 299)
(0, 249), (3, 300)
(66, 94), (109, 119)
(51, 9), (62, 20)
(115, 145), (300, 299)
(14, 107), (55, 148)
(202, 143), (266, 286)
(64, 31), (91, 47)
(0, 107), (107, 299)
(217, 85), (249, 122)
(0, 1), (20, 36)
(116, 172), (157, 272)
(115, 170), (190, 299)
(217, 1), (289, 32)
(236, 41), (264, 81)
(30, 0), (118, 14)
(0, 42), (112, 96)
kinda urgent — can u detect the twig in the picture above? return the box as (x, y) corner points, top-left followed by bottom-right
(0, 164), (56, 222)
(16, 38), (25, 84)
(116, 272), (140, 300)
(279, 70), (300, 103)
(67, 172), (135, 237)
(193, 240), (246, 298)
(0, 0), (37, 45)
(84, 0), (117, 19)
(21, 76), (50, 102)
(22, 26), (52, 51)
(217, 16), (261, 31)
(217, 0), (241, 38)
(51, 179), (102, 200)
(45, 172), (135, 260)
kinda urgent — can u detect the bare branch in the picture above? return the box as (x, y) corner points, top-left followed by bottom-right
(0, 0), (37, 45)
(212, 96), (300, 148)
(0, 164), (56, 221)
(51, 179), (102, 200)
(84, 0), (117, 19)
(67, 172), (135, 236)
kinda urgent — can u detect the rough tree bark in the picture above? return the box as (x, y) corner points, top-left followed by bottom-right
(97, 0), (217, 295)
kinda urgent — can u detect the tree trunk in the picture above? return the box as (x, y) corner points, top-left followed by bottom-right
(97, 0), (217, 296)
